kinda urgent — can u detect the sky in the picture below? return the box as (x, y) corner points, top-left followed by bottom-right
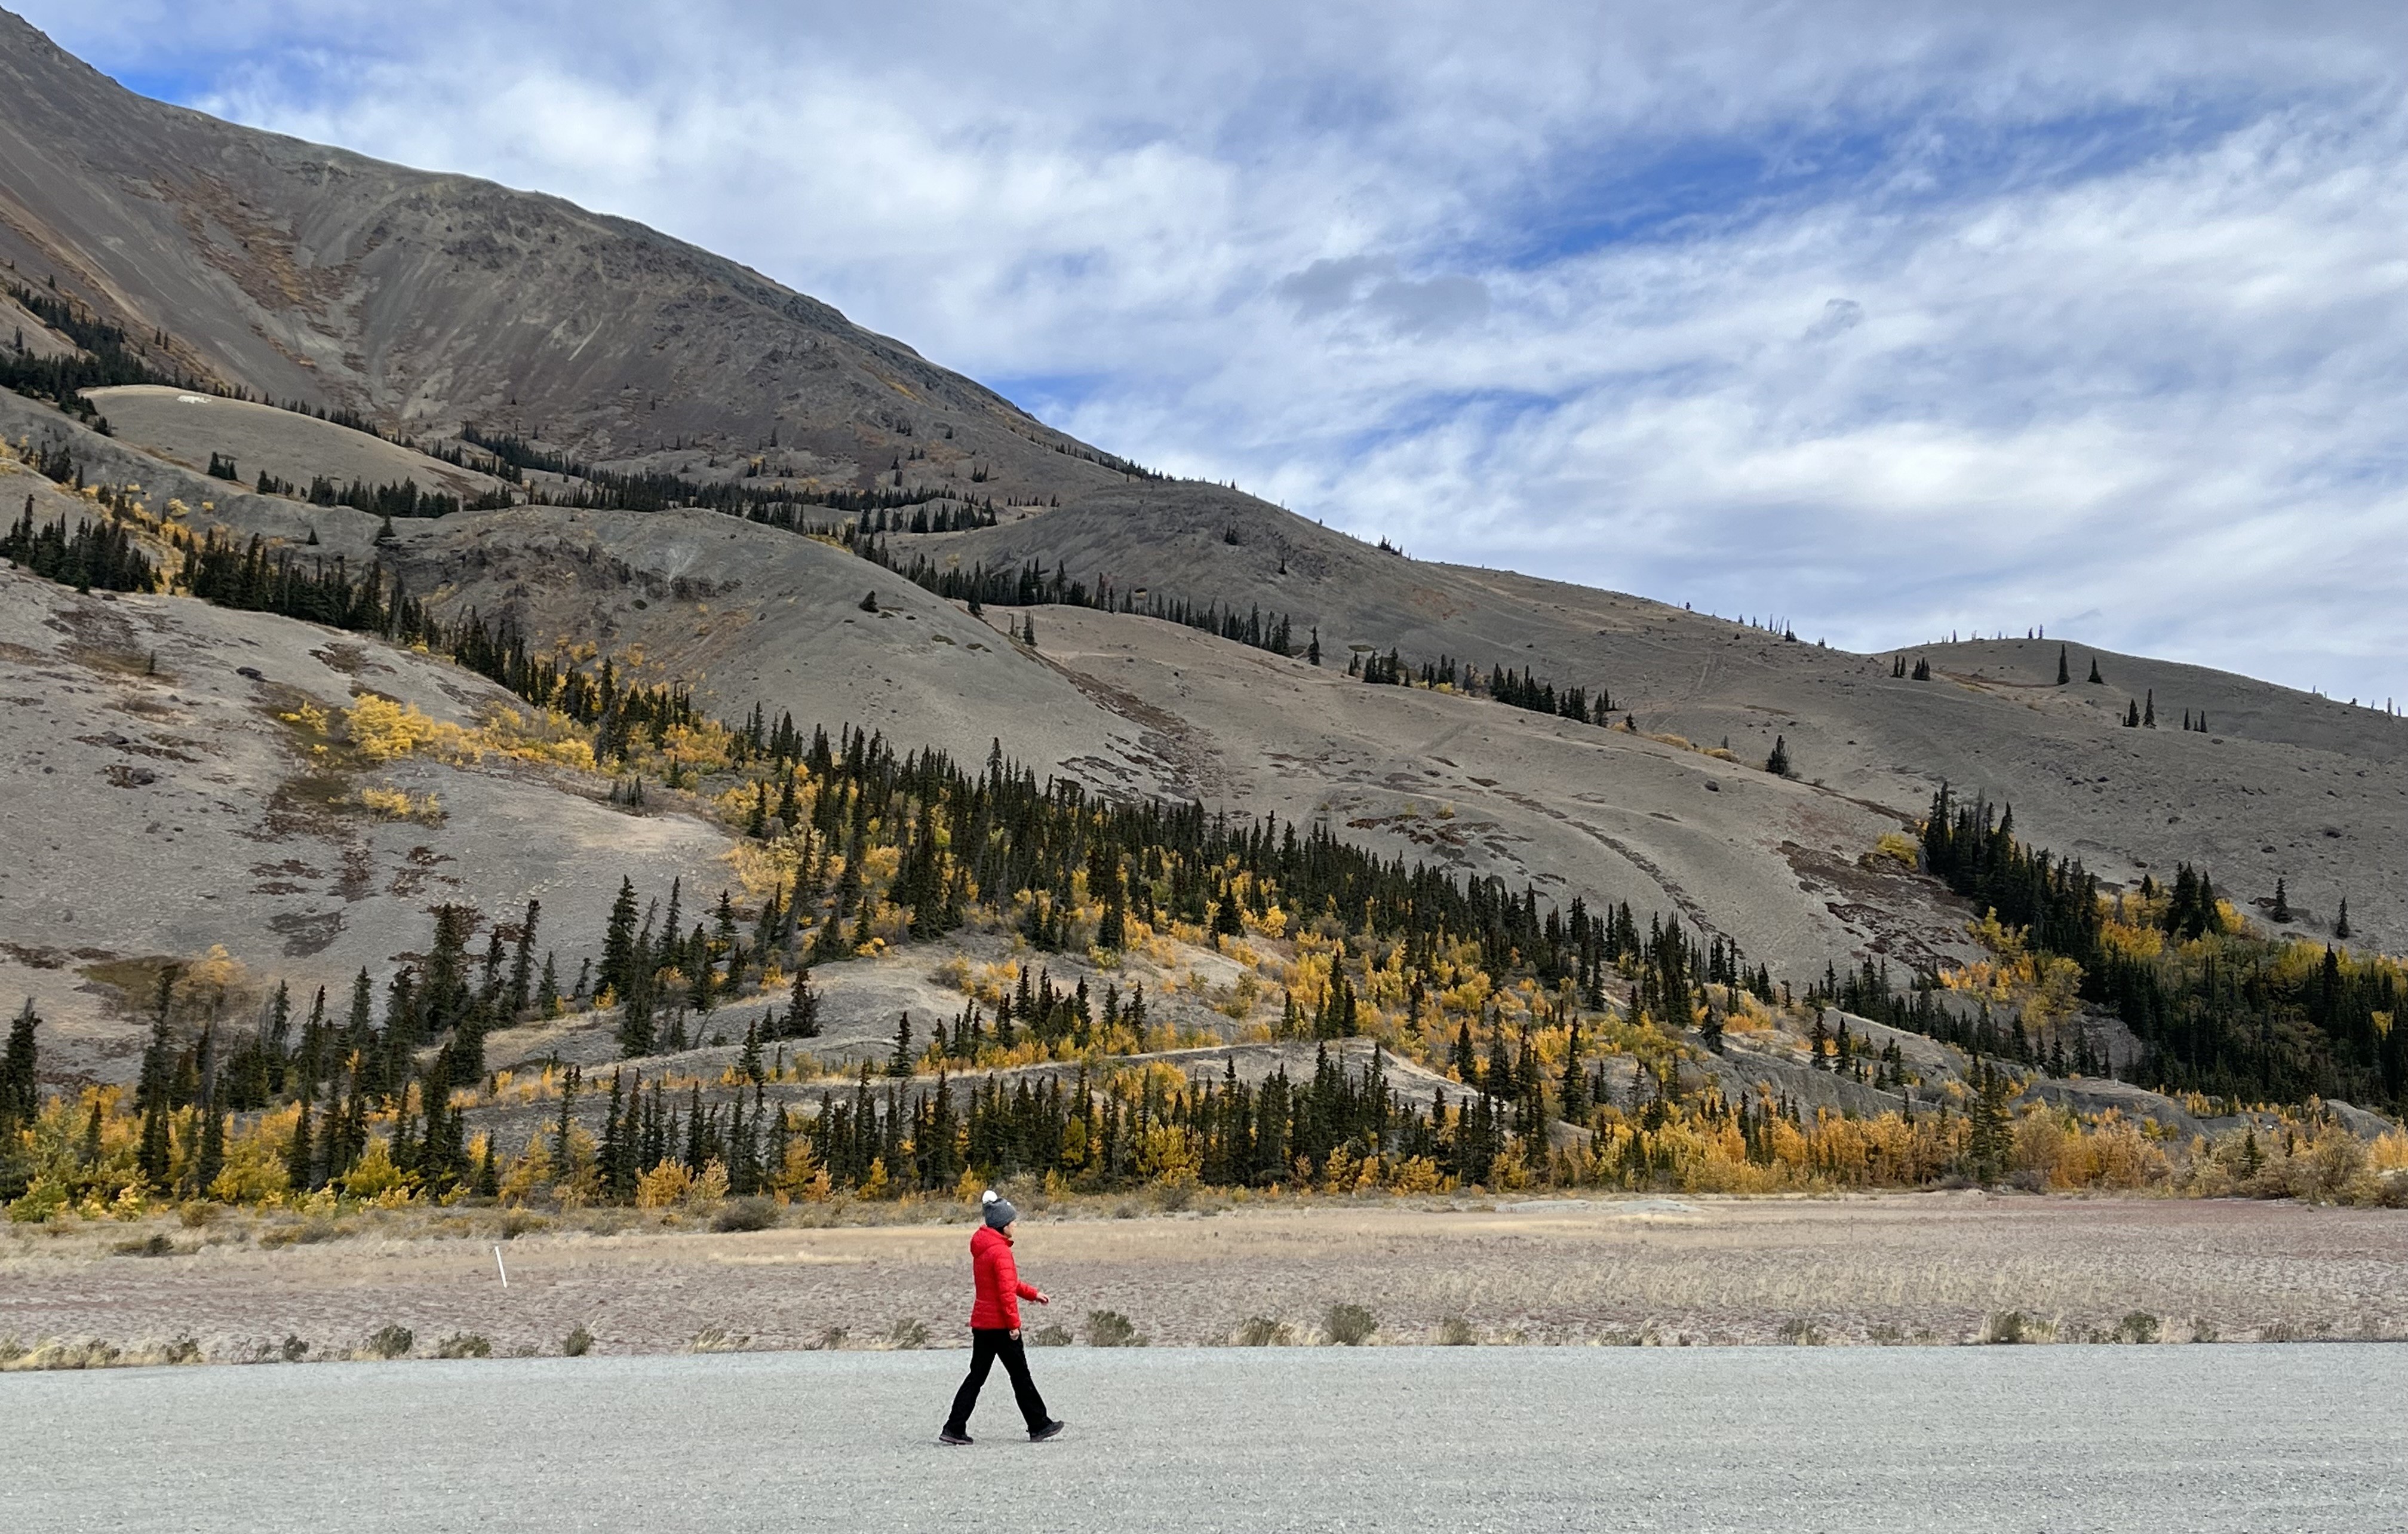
(18, 1), (2408, 704)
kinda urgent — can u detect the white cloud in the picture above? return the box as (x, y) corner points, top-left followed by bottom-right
(19, 0), (2408, 700)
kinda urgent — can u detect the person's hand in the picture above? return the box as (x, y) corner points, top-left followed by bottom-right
(1033, 1291), (1050, 1305)
(1009, 1327), (1021, 1340)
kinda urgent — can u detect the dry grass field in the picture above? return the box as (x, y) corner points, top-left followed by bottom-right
(5, 1194), (2404, 1365)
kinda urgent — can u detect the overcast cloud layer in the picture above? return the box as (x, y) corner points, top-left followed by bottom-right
(20, 1), (2408, 703)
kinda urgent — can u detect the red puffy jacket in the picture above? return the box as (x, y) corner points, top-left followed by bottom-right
(969, 1224), (1040, 1330)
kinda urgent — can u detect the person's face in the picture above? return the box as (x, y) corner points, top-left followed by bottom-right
(1002, 1219), (1017, 1240)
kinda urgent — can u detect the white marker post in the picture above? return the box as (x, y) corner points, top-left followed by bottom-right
(494, 1245), (508, 1290)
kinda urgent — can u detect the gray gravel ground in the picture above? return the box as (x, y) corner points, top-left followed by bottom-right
(7, 1345), (2404, 1532)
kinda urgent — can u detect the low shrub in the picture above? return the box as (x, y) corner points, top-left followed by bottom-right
(434, 1333), (492, 1359)
(1436, 1317), (1478, 1347)
(712, 1197), (779, 1233)
(259, 1217), (342, 1250)
(112, 1234), (178, 1258)
(887, 1318), (930, 1350)
(561, 1324), (594, 1357)
(1085, 1309), (1145, 1347)
(280, 1334), (309, 1363)
(1029, 1323), (1073, 1347)
(1235, 1315), (1294, 1347)
(1323, 1303), (1377, 1347)
(2111, 1312), (2161, 1345)
(364, 1324), (413, 1360)
(1979, 1310), (2055, 1345)
(1777, 1317), (1827, 1346)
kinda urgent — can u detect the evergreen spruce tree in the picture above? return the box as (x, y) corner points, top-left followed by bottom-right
(285, 1097), (316, 1191)
(505, 900), (539, 1018)
(2088, 656), (2103, 684)
(2056, 646), (2070, 685)
(2335, 897), (2351, 941)
(1096, 865), (1129, 950)
(2271, 878), (2292, 923)
(137, 1098), (171, 1189)
(552, 1066), (580, 1173)
(887, 1013), (915, 1078)
(600, 878), (640, 1000)
(1764, 735), (1792, 777)
(0, 998), (36, 1136)
(739, 1015), (764, 1084)
(1555, 1036), (1589, 1124)
(2143, 689), (2155, 728)
(784, 964), (823, 1039)
(196, 1107), (226, 1195)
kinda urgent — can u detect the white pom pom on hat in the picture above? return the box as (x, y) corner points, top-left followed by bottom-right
(981, 1189), (999, 1205)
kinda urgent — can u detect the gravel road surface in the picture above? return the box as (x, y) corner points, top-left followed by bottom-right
(8, 1344), (2403, 1532)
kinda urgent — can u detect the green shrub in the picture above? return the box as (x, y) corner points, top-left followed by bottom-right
(2112, 1312), (2161, 1345)
(1235, 1315), (1294, 1347)
(1979, 1310), (2054, 1344)
(365, 1324), (413, 1360)
(1436, 1317), (1478, 1346)
(1030, 1323), (1073, 1347)
(112, 1234), (178, 1258)
(434, 1333), (492, 1359)
(280, 1334), (309, 1363)
(1323, 1303), (1377, 1346)
(887, 1318), (929, 1350)
(561, 1324), (594, 1357)
(712, 1197), (779, 1233)
(1085, 1309), (1145, 1347)
(1777, 1317), (1827, 1346)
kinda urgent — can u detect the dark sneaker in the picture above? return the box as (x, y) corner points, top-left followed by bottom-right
(1028, 1419), (1065, 1442)
(937, 1428), (973, 1446)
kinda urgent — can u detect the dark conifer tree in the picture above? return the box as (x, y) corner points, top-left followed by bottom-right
(506, 900), (539, 1018)
(0, 998), (36, 1136)
(285, 1097), (316, 1192)
(195, 1106), (226, 1194)
(2056, 646), (2070, 685)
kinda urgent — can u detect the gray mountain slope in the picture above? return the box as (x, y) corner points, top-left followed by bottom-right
(899, 485), (2408, 949)
(1, 4), (2400, 989)
(0, 8), (1126, 504)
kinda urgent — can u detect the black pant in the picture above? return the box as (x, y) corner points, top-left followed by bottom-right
(945, 1327), (1049, 1434)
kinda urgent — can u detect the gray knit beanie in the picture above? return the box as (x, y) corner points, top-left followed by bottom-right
(981, 1189), (1017, 1230)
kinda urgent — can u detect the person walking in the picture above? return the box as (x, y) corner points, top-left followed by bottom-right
(939, 1190), (1065, 1445)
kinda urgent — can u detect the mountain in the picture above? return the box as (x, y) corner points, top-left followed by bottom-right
(0, 8), (1130, 502)
(2, 8), (2403, 1136)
